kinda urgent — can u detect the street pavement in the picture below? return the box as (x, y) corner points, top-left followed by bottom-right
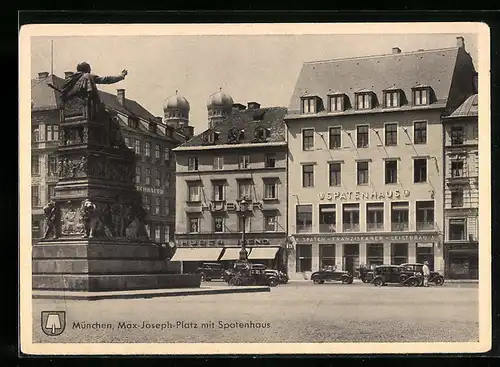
(32, 280), (478, 343)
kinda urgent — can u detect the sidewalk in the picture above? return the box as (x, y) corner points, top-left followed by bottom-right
(287, 279), (479, 284)
(32, 285), (270, 301)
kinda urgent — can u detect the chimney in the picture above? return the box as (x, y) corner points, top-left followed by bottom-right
(38, 71), (49, 79)
(117, 89), (125, 105)
(232, 103), (247, 112)
(64, 71), (74, 79)
(247, 102), (261, 110)
(155, 116), (163, 124)
(392, 47), (401, 54)
(457, 36), (465, 49)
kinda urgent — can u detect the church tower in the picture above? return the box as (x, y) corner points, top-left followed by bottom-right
(163, 91), (190, 129)
(207, 88), (234, 129)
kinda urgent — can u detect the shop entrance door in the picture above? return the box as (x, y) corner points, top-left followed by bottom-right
(343, 243), (359, 274)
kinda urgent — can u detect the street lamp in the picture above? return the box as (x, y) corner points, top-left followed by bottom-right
(239, 197), (249, 261)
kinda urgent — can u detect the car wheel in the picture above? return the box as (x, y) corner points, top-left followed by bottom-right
(408, 278), (418, 287)
(268, 277), (279, 287)
(206, 278), (212, 282)
(312, 277), (323, 284)
(434, 276), (444, 286)
(341, 276), (352, 284)
(373, 278), (384, 287)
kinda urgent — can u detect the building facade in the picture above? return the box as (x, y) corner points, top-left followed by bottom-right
(172, 92), (288, 273)
(31, 71), (192, 245)
(285, 37), (477, 279)
(442, 94), (479, 279)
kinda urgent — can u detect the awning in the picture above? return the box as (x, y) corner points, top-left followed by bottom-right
(248, 247), (280, 260)
(219, 248), (243, 261)
(170, 248), (223, 262)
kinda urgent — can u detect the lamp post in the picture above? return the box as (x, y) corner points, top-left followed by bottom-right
(239, 197), (249, 261)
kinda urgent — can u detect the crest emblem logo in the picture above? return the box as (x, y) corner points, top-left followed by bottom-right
(41, 311), (66, 336)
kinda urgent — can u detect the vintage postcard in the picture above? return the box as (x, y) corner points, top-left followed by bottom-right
(19, 22), (491, 355)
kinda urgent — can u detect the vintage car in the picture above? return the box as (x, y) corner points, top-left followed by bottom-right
(371, 265), (422, 287)
(311, 266), (354, 284)
(195, 263), (224, 281)
(400, 263), (445, 286)
(225, 262), (280, 287)
(248, 263), (289, 284)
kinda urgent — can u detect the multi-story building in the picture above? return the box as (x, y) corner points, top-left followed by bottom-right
(442, 93), (479, 279)
(172, 90), (288, 273)
(31, 71), (192, 245)
(285, 37), (477, 279)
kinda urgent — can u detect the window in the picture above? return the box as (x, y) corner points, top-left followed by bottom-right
(413, 88), (429, 105)
(451, 189), (464, 208)
(449, 219), (466, 241)
(32, 125), (39, 142)
(367, 203), (384, 231)
(213, 156), (224, 170)
(357, 161), (369, 185)
(31, 155), (40, 175)
(134, 139), (141, 154)
(31, 185), (40, 207)
(320, 244), (336, 269)
(239, 155), (250, 169)
(154, 226), (161, 242)
(46, 124), (59, 141)
(472, 125), (478, 140)
(385, 160), (398, 184)
(213, 216), (225, 233)
(164, 225), (171, 242)
(124, 137), (130, 148)
(302, 129), (314, 151)
(385, 123), (398, 146)
(451, 160), (464, 178)
(296, 205), (312, 233)
(135, 167), (141, 183)
(414, 159), (427, 183)
(163, 198), (170, 216)
(329, 163), (341, 187)
(128, 118), (138, 128)
(155, 169), (161, 187)
(319, 204), (336, 233)
(264, 215), (277, 232)
(296, 244), (312, 272)
(301, 98), (316, 114)
(238, 182), (251, 200)
(47, 184), (56, 202)
(238, 216), (251, 233)
(188, 185), (200, 202)
(414, 121), (427, 144)
(144, 142), (151, 157)
(188, 157), (198, 171)
(188, 218), (200, 233)
(265, 154), (276, 168)
(144, 195), (152, 213)
(451, 126), (465, 145)
(164, 147), (170, 161)
(391, 243), (408, 265)
(329, 95), (343, 112)
(302, 164), (314, 187)
(213, 183), (225, 201)
(164, 172), (171, 188)
(342, 203), (360, 232)
(357, 125), (369, 148)
(367, 244), (384, 268)
(391, 202), (409, 231)
(155, 144), (160, 159)
(384, 91), (399, 107)
(48, 155), (57, 176)
(262, 182), (276, 200)
(416, 201), (434, 230)
(329, 127), (341, 149)
(145, 168), (151, 185)
(356, 93), (371, 109)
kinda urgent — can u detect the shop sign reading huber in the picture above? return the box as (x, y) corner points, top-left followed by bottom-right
(318, 189), (410, 201)
(296, 234), (438, 243)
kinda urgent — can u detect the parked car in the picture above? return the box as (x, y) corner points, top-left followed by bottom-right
(400, 263), (445, 286)
(250, 263), (289, 284)
(371, 265), (422, 287)
(225, 262), (279, 287)
(196, 263), (224, 281)
(311, 266), (354, 284)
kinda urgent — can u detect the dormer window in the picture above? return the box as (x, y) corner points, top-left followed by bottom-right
(228, 127), (244, 143)
(383, 89), (401, 108)
(412, 86), (431, 106)
(128, 117), (138, 129)
(255, 127), (271, 142)
(149, 122), (157, 133)
(328, 93), (345, 112)
(207, 131), (220, 144)
(301, 96), (319, 114)
(355, 91), (373, 110)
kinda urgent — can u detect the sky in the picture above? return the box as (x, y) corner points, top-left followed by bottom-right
(31, 33), (478, 135)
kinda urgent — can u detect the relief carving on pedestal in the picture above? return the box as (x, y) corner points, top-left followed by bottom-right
(60, 201), (84, 236)
(58, 156), (88, 179)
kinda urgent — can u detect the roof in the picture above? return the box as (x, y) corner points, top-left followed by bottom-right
(447, 94), (478, 118)
(177, 106), (287, 149)
(287, 46), (471, 115)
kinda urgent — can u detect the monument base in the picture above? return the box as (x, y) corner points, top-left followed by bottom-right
(32, 238), (199, 291)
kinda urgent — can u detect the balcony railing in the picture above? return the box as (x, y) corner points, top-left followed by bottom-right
(296, 224), (312, 233)
(343, 223), (360, 232)
(367, 222), (384, 231)
(416, 221), (435, 231)
(319, 223), (336, 233)
(391, 222), (409, 232)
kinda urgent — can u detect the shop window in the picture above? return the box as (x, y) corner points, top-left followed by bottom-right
(319, 244), (336, 269)
(319, 204), (336, 233)
(416, 201), (434, 230)
(342, 203), (360, 232)
(391, 243), (408, 265)
(391, 202), (409, 231)
(367, 243), (384, 268)
(367, 203), (384, 231)
(296, 205), (312, 233)
(449, 218), (466, 241)
(296, 244), (312, 272)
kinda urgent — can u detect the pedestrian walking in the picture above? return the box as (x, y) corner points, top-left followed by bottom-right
(422, 261), (430, 287)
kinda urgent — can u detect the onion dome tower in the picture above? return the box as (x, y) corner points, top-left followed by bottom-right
(163, 91), (190, 129)
(207, 88), (234, 129)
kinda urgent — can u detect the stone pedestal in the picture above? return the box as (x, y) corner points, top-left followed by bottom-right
(32, 93), (199, 291)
